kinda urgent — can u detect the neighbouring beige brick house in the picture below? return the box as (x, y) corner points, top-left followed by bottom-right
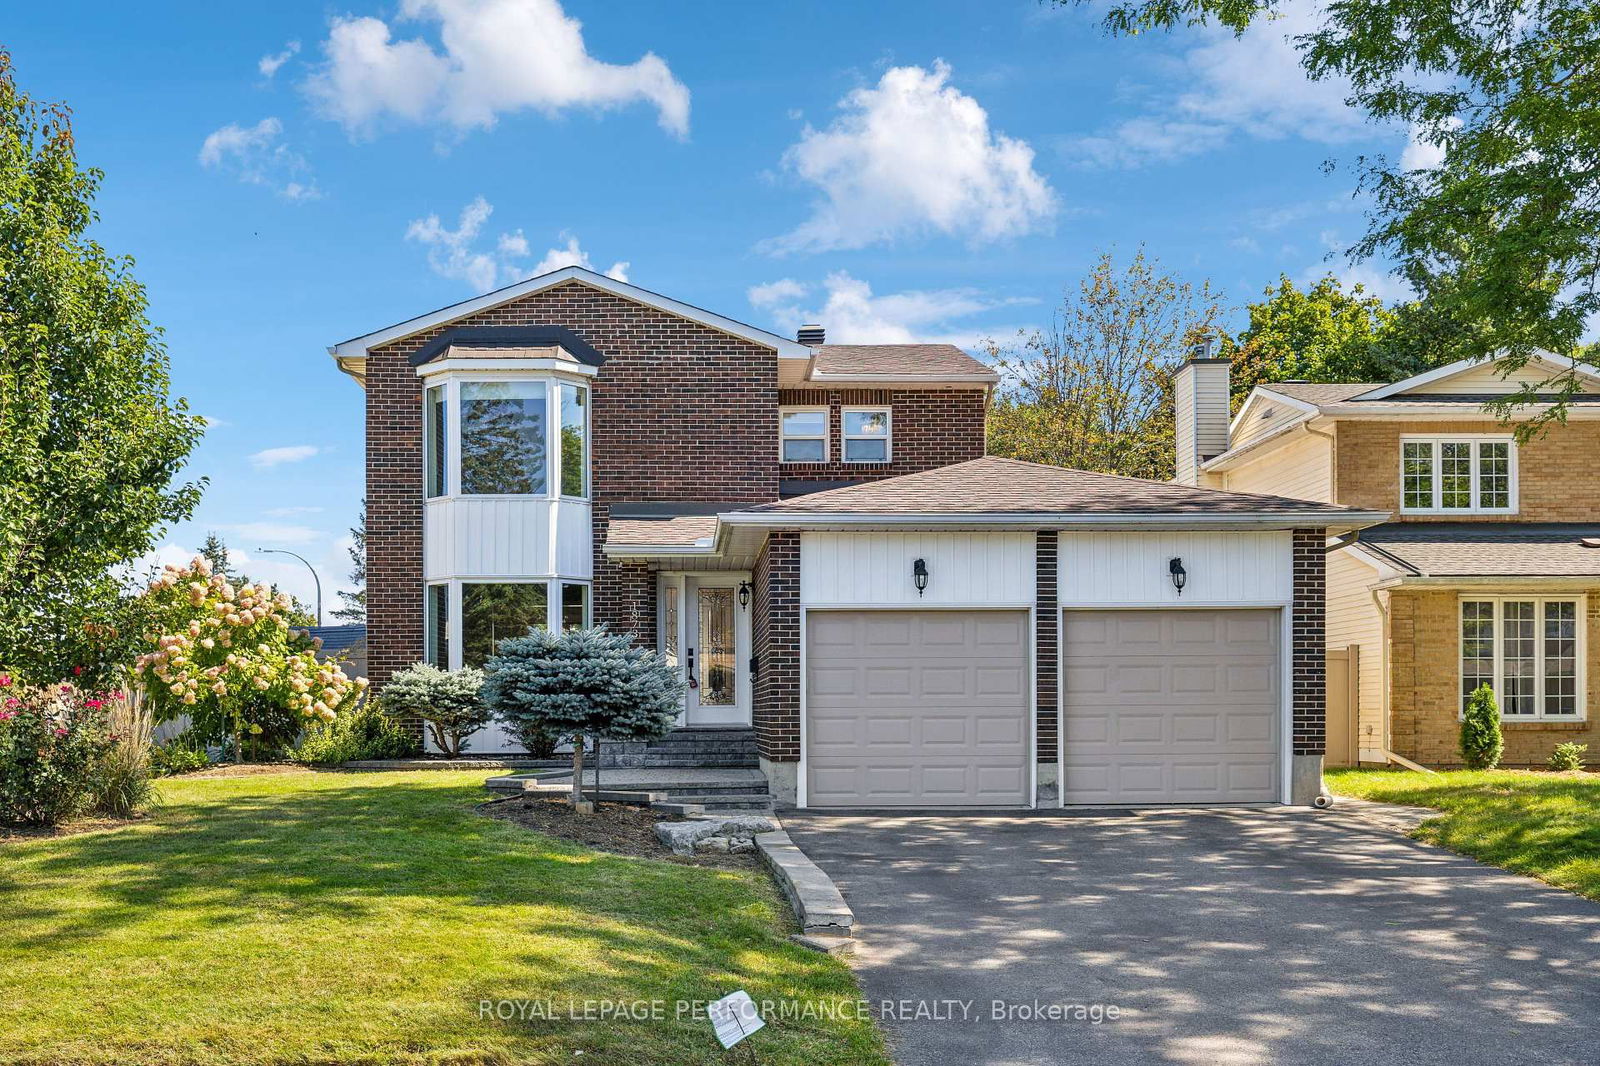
(1176, 351), (1600, 768)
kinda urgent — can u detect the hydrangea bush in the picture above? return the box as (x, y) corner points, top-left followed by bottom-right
(133, 557), (367, 758)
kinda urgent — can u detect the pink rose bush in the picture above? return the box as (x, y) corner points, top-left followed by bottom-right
(135, 557), (368, 756)
(0, 679), (116, 825)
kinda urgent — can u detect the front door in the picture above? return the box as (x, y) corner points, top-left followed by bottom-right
(663, 575), (752, 726)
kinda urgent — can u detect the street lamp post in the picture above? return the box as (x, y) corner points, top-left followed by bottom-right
(257, 548), (322, 626)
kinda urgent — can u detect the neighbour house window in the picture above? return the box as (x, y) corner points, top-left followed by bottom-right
(559, 383), (588, 498)
(425, 584), (448, 667)
(842, 407), (891, 463)
(424, 385), (446, 498)
(1401, 437), (1515, 513)
(461, 582), (548, 667)
(780, 407), (828, 462)
(1460, 597), (1584, 720)
(460, 381), (547, 495)
(560, 582), (590, 630)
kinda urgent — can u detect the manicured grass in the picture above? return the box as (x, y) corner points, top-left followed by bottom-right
(1327, 767), (1600, 901)
(0, 770), (888, 1066)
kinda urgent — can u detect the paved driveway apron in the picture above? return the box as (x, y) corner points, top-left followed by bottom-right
(781, 809), (1600, 1066)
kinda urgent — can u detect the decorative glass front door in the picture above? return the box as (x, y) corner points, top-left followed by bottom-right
(670, 576), (752, 726)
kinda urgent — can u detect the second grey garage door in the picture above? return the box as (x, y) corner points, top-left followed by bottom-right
(1061, 608), (1281, 804)
(806, 610), (1029, 807)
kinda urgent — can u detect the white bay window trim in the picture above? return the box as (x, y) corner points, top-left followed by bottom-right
(1459, 595), (1586, 721)
(418, 367), (592, 501)
(429, 577), (593, 670)
(1400, 434), (1517, 515)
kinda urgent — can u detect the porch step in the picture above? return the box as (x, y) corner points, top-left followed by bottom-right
(597, 728), (758, 769)
(503, 767), (774, 813)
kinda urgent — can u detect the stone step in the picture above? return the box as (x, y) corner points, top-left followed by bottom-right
(681, 795), (775, 812)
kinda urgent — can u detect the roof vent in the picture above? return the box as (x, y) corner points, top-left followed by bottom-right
(796, 324), (825, 346)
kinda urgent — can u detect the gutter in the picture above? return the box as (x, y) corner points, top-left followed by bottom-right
(715, 509), (1391, 533)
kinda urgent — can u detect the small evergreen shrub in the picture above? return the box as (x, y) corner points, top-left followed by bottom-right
(379, 664), (490, 756)
(1459, 684), (1505, 770)
(509, 719), (562, 759)
(1548, 742), (1588, 772)
(291, 701), (419, 765)
(483, 626), (684, 806)
(150, 730), (212, 776)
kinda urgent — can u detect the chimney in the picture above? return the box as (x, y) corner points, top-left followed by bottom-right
(1174, 342), (1230, 485)
(796, 324), (825, 346)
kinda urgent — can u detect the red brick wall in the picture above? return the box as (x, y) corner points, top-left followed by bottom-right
(1292, 528), (1328, 756)
(777, 386), (986, 481)
(1035, 531), (1059, 764)
(752, 532), (800, 762)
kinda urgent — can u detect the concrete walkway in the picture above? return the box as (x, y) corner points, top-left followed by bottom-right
(782, 808), (1600, 1066)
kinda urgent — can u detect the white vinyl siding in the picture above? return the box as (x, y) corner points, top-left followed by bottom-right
(1400, 435), (1517, 514)
(1058, 531), (1291, 606)
(800, 532), (1035, 607)
(1219, 432), (1333, 503)
(1459, 596), (1586, 720)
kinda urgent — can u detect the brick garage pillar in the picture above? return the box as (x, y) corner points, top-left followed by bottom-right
(752, 532), (800, 803)
(1035, 531), (1059, 803)
(1290, 528), (1328, 804)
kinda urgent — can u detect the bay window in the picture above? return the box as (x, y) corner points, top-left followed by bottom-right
(421, 375), (589, 499)
(1460, 597), (1585, 720)
(426, 579), (594, 668)
(1401, 436), (1515, 513)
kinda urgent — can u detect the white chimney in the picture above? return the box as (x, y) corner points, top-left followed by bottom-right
(1174, 344), (1230, 485)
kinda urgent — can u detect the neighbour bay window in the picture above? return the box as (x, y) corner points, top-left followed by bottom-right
(421, 375), (589, 498)
(1401, 436), (1515, 513)
(1460, 597), (1585, 719)
(842, 407), (891, 463)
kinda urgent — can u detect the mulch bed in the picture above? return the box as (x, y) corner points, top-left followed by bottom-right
(480, 794), (757, 868)
(1, 813), (146, 844)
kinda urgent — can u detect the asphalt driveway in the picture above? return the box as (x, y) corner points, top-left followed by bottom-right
(781, 808), (1600, 1066)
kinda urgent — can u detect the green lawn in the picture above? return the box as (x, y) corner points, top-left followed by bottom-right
(1327, 768), (1600, 901)
(0, 770), (888, 1066)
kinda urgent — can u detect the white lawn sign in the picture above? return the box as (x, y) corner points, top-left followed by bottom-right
(707, 989), (765, 1054)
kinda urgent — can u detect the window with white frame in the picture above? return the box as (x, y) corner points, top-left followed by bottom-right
(422, 375), (590, 499)
(1401, 436), (1516, 513)
(779, 407), (828, 463)
(842, 407), (891, 463)
(1460, 597), (1584, 719)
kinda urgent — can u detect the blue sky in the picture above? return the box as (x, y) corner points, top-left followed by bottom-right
(7, 0), (1424, 611)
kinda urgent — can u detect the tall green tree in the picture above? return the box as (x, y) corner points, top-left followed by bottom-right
(984, 248), (1226, 480)
(1066, 0), (1600, 433)
(199, 532), (235, 582)
(332, 501), (365, 624)
(0, 52), (204, 684)
(1222, 274), (1431, 405)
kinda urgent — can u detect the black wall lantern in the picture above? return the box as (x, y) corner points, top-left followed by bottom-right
(737, 580), (752, 609)
(912, 558), (930, 596)
(1168, 557), (1187, 596)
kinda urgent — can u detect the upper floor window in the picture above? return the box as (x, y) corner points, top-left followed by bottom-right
(1400, 436), (1516, 514)
(780, 407), (828, 463)
(422, 375), (589, 499)
(843, 407), (891, 463)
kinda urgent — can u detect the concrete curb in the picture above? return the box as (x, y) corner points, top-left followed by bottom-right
(755, 830), (854, 942)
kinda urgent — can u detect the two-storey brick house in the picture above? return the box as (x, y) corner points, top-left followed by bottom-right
(335, 266), (1378, 807)
(1176, 351), (1600, 768)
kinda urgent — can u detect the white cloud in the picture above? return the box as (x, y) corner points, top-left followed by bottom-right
(1400, 117), (1461, 171)
(407, 198), (625, 292)
(765, 60), (1056, 253)
(1334, 262), (1414, 303)
(198, 117), (319, 200)
(748, 271), (1024, 347)
(305, 0), (690, 139)
(128, 541), (353, 623)
(259, 40), (301, 79)
(249, 445), (320, 469)
(530, 234), (629, 282)
(264, 506), (325, 517)
(216, 523), (324, 546)
(1070, 2), (1368, 167)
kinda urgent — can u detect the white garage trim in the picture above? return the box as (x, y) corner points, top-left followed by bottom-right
(798, 605), (1037, 809)
(1056, 604), (1292, 806)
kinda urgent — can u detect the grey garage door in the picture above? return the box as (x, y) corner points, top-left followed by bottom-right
(806, 610), (1029, 807)
(1061, 608), (1281, 804)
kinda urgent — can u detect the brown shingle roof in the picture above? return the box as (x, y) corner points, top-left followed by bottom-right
(1358, 523), (1600, 577)
(604, 515), (719, 548)
(812, 344), (996, 380)
(1259, 383), (1378, 404)
(740, 457), (1374, 517)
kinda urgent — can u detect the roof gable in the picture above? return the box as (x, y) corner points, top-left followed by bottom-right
(329, 266), (812, 363)
(1354, 353), (1600, 400)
